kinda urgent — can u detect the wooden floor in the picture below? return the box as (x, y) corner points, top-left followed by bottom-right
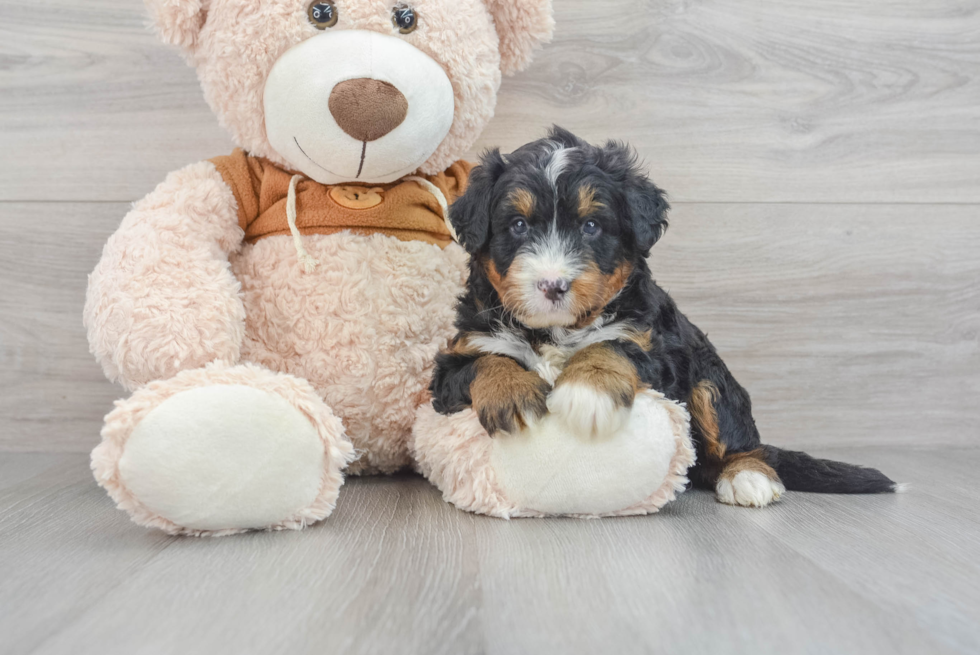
(1, 446), (977, 655)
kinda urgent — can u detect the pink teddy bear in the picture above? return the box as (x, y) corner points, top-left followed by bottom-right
(85, 0), (554, 535)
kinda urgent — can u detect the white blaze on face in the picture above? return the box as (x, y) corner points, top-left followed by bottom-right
(544, 145), (575, 192)
(263, 30), (455, 185)
(508, 144), (584, 328)
(511, 227), (585, 328)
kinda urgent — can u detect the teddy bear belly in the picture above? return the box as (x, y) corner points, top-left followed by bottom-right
(230, 232), (469, 474)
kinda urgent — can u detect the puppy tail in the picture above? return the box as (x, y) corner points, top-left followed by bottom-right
(761, 445), (899, 494)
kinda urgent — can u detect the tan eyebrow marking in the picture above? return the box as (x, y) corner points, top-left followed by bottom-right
(509, 188), (536, 218)
(577, 185), (603, 217)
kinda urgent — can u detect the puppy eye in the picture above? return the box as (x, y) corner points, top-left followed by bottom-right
(582, 220), (601, 236)
(392, 5), (419, 34)
(510, 219), (529, 237)
(308, 1), (338, 29)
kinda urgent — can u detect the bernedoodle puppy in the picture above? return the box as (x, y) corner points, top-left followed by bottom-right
(430, 127), (898, 507)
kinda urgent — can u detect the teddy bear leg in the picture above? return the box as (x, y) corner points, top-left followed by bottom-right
(91, 363), (355, 536)
(411, 390), (696, 518)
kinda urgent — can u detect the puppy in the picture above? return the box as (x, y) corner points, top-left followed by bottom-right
(431, 127), (897, 507)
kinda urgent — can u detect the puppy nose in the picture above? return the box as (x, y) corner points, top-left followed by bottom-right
(328, 78), (408, 142)
(536, 278), (570, 302)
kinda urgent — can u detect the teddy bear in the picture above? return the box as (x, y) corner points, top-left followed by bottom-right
(413, 389), (695, 518)
(84, 0), (556, 536)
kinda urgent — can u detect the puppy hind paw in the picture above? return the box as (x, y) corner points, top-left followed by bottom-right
(716, 470), (785, 508)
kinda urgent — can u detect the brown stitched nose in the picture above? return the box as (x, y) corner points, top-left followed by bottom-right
(328, 78), (408, 142)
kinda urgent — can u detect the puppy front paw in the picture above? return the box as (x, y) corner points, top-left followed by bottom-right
(471, 358), (550, 436)
(547, 382), (631, 438)
(545, 342), (641, 438)
(547, 343), (639, 438)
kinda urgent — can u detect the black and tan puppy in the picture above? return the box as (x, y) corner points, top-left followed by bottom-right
(431, 126), (897, 507)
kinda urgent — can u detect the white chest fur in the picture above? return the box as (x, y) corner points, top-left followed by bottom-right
(467, 317), (635, 385)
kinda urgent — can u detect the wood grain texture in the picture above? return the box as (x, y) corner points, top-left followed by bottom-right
(485, 0), (980, 203)
(2, 201), (976, 451)
(752, 445), (980, 655)
(0, 456), (176, 655)
(653, 203), (980, 448)
(1, 449), (976, 655)
(0, 202), (124, 452)
(0, 0), (978, 202)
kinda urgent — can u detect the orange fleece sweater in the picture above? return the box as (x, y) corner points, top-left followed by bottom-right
(210, 149), (472, 248)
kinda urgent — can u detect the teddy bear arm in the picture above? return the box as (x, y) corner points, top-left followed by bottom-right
(84, 161), (247, 390)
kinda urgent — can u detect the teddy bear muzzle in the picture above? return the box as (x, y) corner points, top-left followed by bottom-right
(264, 29), (455, 186)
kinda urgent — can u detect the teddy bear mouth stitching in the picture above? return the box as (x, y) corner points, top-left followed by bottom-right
(293, 136), (402, 181)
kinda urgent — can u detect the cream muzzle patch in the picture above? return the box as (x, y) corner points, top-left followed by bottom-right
(264, 30), (455, 185)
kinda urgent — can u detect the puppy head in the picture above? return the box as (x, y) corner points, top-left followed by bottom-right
(451, 126), (669, 328)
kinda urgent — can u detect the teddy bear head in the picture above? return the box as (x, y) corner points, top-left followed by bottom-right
(147, 0), (554, 184)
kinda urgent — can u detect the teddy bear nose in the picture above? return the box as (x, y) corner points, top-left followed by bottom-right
(328, 78), (409, 142)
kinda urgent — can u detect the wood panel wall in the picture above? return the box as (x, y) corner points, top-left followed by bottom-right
(1, 0), (978, 451)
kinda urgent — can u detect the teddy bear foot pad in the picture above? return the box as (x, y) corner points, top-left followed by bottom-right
(491, 393), (687, 515)
(91, 364), (354, 536)
(412, 390), (695, 519)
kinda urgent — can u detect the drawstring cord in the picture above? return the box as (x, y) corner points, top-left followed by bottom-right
(405, 176), (458, 244)
(287, 174), (319, 273)
(286, 173), (457, 275)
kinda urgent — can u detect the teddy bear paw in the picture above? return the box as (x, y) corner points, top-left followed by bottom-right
(93, 367), (353, 536)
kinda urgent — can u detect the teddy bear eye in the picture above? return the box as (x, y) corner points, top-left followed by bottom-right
(392, 5), (418, 34)
(308, 2), (338, 29)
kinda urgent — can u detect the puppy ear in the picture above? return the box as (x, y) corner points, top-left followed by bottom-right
(626, 176), (670, 253)
(451, 149), (506, 254)
(600, 141), (670, 254)
(484, 0), (555, 76)
(145, 0), (208, 52)
(547, 125), (586, 149)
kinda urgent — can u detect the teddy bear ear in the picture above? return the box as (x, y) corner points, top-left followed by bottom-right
(484, 0), (555, 76)
(145, 0), (208, 51)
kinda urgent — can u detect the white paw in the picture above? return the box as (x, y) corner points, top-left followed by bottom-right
(716, 470), (786, 508)
(119, 385), (327, 531)
(546, 382), (630, 438)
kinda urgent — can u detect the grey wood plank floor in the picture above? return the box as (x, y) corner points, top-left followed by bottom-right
(1, 448), (976, 655)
